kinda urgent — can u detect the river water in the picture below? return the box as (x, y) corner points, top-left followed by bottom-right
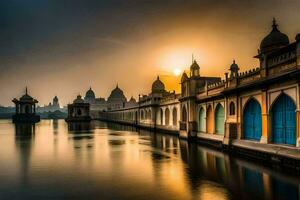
(0, 119), (299, 200)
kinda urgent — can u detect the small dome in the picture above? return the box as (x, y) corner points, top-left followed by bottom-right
(129, 96), (136, 103)
(152, 76), (165, 93)
(73, 95), (84, 103)
(181, 72), (188, 83)
(260, 18), (289, 53)
(190, 60), (200, 70)
(85, 87), (95, 100)
(108, 84), (127, 101)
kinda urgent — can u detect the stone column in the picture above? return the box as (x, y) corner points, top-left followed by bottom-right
(261, 90), (269, 143)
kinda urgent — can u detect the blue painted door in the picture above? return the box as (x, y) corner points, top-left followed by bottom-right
(243, 99), (262, 140)
(272, 94), (296, 145)
(215, 104), (225, 135)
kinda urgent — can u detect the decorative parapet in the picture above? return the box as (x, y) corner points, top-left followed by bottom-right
(207, 80), (226, 89)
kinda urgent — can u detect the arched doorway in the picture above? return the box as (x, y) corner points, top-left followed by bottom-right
(165, 108), (170, 125)
(206, 105), (213, 134)
(243, 98), (262, 141)
(199, 107), (206, 132)
(271, 94), (296, 145)
(172, 108), (177, 126)
(215, 104), (225, 135)
(182, 106), (187, 122)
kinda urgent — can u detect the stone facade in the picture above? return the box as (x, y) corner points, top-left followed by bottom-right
(98, 20), (300, 153)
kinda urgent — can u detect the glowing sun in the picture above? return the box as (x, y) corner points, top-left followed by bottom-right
(173, 68), (182, 76)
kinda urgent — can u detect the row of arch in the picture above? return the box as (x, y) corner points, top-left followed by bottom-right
(196, 93), (296, 145)
(157, 107), (178, 126)
(140, 109), (151, 120)
(198, 104), (225, 135)
(242, 93), (296, 145)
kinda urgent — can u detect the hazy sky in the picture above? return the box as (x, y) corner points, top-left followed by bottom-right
(1, 0), (300, 106)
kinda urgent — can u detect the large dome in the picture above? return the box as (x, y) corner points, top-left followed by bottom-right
(108, 85), (127, 101)
(260, 19), (289, 53)
(85, 87), (95, 100)
(152, 76), (165, 93)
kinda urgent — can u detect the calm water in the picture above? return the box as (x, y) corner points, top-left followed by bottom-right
(0, 120), (299, 200)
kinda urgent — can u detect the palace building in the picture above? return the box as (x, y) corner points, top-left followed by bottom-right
(97, 19), (300, 164)
(12, 88), (40, 123)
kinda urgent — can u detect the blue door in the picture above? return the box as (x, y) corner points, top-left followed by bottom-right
(271, 94), (296, 145)
(243, 99), (262, 140)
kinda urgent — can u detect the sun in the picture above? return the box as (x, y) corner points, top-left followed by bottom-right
(173, 68), (182, 76)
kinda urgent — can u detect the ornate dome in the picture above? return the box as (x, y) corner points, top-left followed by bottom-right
(181, 72), (188, 83)
(108, 84), (127, 101)
(85, 87), (95, 100)
(152, 76), (165, 93)
(73, 95), (84, 104)
(260, 18), (289, 53)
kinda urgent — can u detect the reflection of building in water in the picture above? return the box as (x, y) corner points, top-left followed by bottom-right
(14, 123), (35, 184)
(14, 123), (36, 136)
(66, 95), (92, 122)
(67, 122), (93, 133)
(12, 87), (40, 123)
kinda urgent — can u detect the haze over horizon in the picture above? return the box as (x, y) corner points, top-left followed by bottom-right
(1, 0), (300, 106)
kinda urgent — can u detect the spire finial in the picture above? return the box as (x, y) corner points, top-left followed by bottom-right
(90, 86), (92, 90)
(157, 75), (159, 80)
(25, 87), (28, 95)
(116, 83), (118, 88)
(272, 17), (278, 29)
(233, 59), (235, 64)
(192, 54), (194, 63)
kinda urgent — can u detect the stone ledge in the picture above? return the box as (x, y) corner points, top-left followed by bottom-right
(197, 132), (224, 141)
(231, 140), (300, 160)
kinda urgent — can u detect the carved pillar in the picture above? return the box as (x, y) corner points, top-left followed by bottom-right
(261, 89), (269, 143)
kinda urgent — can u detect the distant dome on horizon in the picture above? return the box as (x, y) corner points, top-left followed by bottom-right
(107, 84), (127, 102)
(85, 87), (96, 100)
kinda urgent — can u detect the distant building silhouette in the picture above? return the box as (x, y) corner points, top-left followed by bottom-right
(37, 95), (62, 113)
